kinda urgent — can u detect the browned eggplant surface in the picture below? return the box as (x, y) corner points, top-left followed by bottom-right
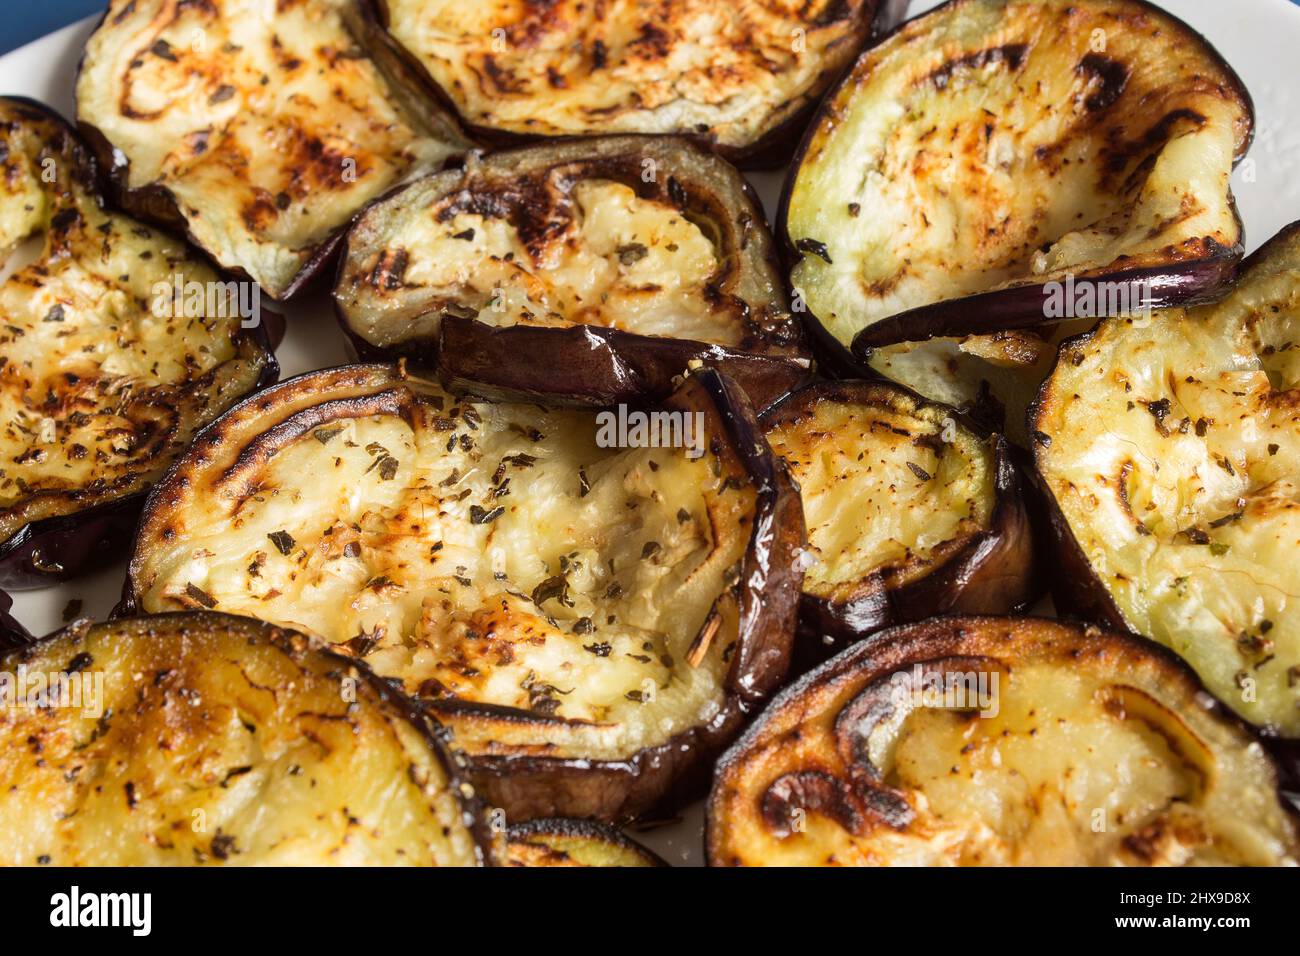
(708, 616), (1299, 866)
(0, 97), (275, 589)
(763, 381), (1033, 655)
(507, 818), (666, 867)
(124, 364), (805, 821)
(783, 0), (1252, 430)
(1033, 220), (1300, 739)
(11, 0), (1291, 869)
(374, 0), (901, 162)
(76, 0), (469, 299)
(0, 612), (497, 865)
(336, 136), (810, 408)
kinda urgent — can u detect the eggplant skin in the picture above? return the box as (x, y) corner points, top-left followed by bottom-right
(124, 364), (805, 822)
(762, 382), (1035, 660)
(0, 612), (498, 865)
(781, 0), (1252, 402)
(435, 316), (811, 414)
(335, 136), (810, 410)
(708, 615), (1300, 867)
(0, 590), (29, 649)
(506, 819), (666, 867)
(75, 0), (469, 301)
(0, 97), (277, 590)
(373, 0), (899, 165)
(1031, 220), (1300, 740)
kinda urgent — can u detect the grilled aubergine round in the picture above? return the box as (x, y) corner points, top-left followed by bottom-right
(0, 97), (277, 589)
(762, 382), (1034, 660)
(123, 364), (805, 822)
(1033, 220), (1300, 744)
(0, 612), (497, 865)
(335, 136), (811, 410)
(372, 0), (905, 165)
(781, 0), (1252, 434)
(76, 0), (469, 301)
(708, 616), (1300, 866)
(506, 818), (666, 867)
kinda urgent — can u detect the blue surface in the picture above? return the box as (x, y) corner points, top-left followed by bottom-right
(2, 2), (105, 55)
(1, 0), (1299, 55)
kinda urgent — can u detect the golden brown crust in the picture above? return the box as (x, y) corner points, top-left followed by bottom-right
(124, 364), (805, 821)
(334, 135), (810, 408)
(374, 0), (890, 162)
(1032, 220), (1300, 738)
(76, 0), (469, 300)
(708, 616), (1300, 866)
(0, 97), (276, 588)
(506, 818), (666, 867)
(0, 612), (497, 865)
(781, 0), (1252, 417)
(762, 382), (1035, 656)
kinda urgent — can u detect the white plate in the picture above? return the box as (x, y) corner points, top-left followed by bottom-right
(6, 0), (1300, 867)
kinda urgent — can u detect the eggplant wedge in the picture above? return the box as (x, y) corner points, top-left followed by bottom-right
(0, 612), (496, 865)
(507, 819), (666, 867)
(0, 97), (276, 589)
(762, 382), (1034, 658)
(1032, 221), (1300, 741)
(373, 0), (905, 164)
(76, 0), (469, 300)
(335, 136), (810, 409)
(708, 616), (1300, 866)
(123, 364), (805, 822)
(781, 0), (1252, 405)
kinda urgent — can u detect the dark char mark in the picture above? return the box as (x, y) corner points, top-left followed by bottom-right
(925, 43), (1029, 91)
(1077, 53), (1130, 112)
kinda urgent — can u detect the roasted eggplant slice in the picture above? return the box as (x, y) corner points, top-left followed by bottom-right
(506, 819), (666, 867)
(124, 364), (805, 821)
(708, 616), (1300, 866)
(0, 612), (496, 865)
(0, 97), (276, 589)
(762, 382), (1034, 657)
(335, 136), (810, 409)
(781, 0), (1252, 406)
(373, 0), (904, 164)
(76, 0), (469, 300)
(1033, 221), (1300, 740)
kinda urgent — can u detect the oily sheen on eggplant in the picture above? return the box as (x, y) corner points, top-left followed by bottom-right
(0, 97), (276, 589)
(0, 590), (27, 649)
(782, 0), (1252, 413)
(708, 616), (1300, 866)
(762, 382), (1034, 658)
(373, 0), (905, 164)
(76, 0), (469, 300)
(123, 364), (805, 821)
(0, 612), (495, 865)
(1033, 221), (1300, 740)
(507, 819), (665, 867)
(335, 136), (810, 409)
